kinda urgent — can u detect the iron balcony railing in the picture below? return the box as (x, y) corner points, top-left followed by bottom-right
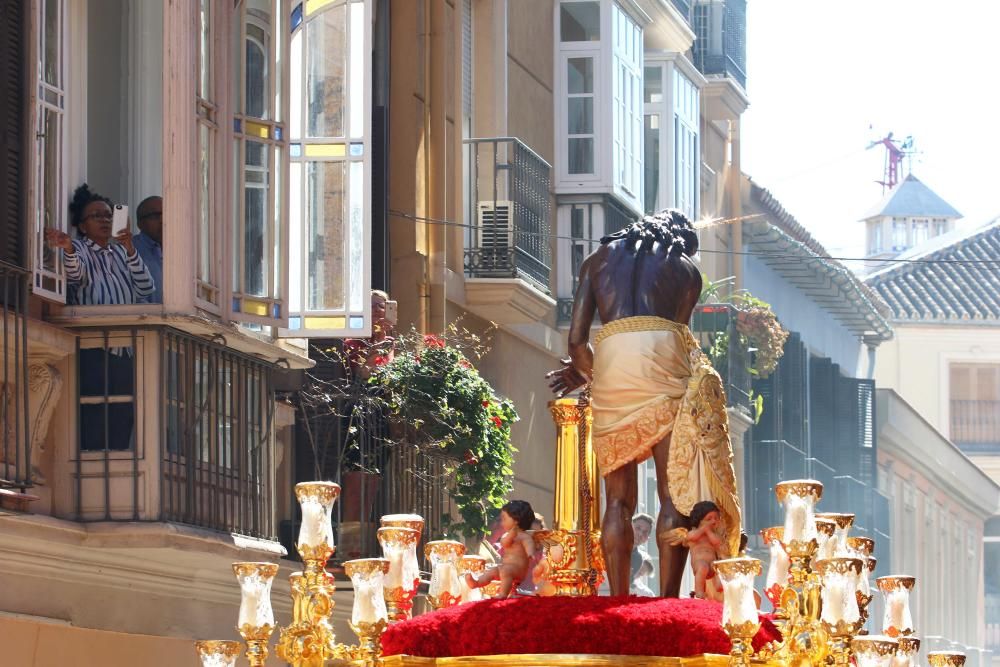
(950, 399), (1000, 451)
(693, 0), (747, 89)
(463, 137), (552, 292)
(75, 326), (276, 540)
(747, 439), (807, 532)
(690, 304), (752, 415)
(0, 262), (30, 491)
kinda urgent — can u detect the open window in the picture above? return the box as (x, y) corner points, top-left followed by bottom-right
(230, 0), (290, 327)
(283, 0), (372, 338)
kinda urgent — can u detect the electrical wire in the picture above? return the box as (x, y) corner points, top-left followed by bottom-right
(388, 209), (1000, 269)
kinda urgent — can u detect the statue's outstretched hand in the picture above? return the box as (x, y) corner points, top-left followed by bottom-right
(545, 358), (589, 397)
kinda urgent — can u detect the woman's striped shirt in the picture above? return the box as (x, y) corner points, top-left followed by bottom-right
(63, 237), (155, 305)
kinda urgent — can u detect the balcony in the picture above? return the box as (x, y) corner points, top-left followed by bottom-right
(693, 0), (747, 89)
(950, 399), (1000, 453)
(746, 439), (807, 531)
(0, 262), (31, 496)
(74, 326), (278, 539)
(462, 138), (555, 324)
(690, 304), (752, 415)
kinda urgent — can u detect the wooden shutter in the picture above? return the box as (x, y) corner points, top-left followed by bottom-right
(0, 0), (27, 268)
(780, 332), (807, 451)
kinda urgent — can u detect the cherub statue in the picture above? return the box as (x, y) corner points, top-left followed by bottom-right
(666, 500), (723, 599)
(465, 500), (536, 599)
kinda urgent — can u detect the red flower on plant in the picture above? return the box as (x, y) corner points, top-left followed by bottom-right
(491, 416), (503, 429)
(481, 400), (490, 408)
(459, 360), (472, 369)
(423, 334), (445, 348)
(463, 450), (479, 465)
(373, 354), (390, 366)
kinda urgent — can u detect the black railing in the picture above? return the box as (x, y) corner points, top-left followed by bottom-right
(556, 297), (574, 325)
(747, 439), (807, 531)
(463, 137), (552, 291)
(693, 0), (747, 89)
(0, 262), (30, 490)
(74, 327), (276, 540)
(690, 304), (752, 415)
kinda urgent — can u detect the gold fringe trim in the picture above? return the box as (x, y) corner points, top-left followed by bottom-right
(594, 316), (689, 347)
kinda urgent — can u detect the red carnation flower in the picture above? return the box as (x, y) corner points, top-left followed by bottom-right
(481, 400), (490, 408)
(373, 354), (390, 366)
(491, 416), (503, 428)
(463, 450), (479, 465)
(423, 334), (445, 348)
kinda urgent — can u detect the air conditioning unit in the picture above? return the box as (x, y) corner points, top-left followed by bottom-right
(476, 201), (513, 252)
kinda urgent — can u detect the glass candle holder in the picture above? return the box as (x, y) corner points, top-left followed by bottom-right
(714, 556), (762, 626)
(761, 526), (789, 610)
(893, 637), (921, 667)
(424, 540), (466, 609)
(876, 575), (916, 637)
(815, 557), (864, 634)
(232, 562), (279, 666)
(295, 481), (341, 563)
(816, 517), (837, 560)
(775, 480), (823, 543)
(852, 635), (900, 667)
(459, 555), (487, 602)
(380, 513), (425, 534)
(344, 558), (390, 626)
(195, 640), (241, 667)
(816, 512), (855, 557)
(377, 526), (421, 621)
(927, 651), (967, 667)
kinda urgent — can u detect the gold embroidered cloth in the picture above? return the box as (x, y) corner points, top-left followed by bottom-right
(591, 316), (742, 557)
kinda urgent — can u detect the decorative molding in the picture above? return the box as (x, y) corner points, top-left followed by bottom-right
(464, 278), (557, 325)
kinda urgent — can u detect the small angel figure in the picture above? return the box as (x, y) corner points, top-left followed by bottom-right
(665, 500), (724, 600)
(465, 500), (536, 599)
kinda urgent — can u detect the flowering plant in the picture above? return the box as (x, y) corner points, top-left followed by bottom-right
(731, 293), (789, 378)
(368, 325), (518, 538)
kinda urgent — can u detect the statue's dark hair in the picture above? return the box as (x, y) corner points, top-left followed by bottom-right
(69, 183), (113, 236)
(502, 499), (536, 531)
(600, 208), (699, 258)
(689, 500), (721, 528)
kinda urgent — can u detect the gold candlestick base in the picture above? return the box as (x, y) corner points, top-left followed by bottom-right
(723, 620), (760, 667)
(351, 618), (390, 666)
(384, 582), (419, 621)
(533, 529), (605, 596)
(238, 626), (274, 667)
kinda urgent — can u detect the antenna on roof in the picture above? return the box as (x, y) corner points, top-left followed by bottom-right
(866, 131), (916, 193)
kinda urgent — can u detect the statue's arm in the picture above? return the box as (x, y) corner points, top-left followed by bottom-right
(567, 259), (597, 380)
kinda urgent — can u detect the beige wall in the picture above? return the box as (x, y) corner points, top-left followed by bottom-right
(874, 323), (1000, 439)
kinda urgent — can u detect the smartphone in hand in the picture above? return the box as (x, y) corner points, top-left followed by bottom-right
(112, 204), (129, 235)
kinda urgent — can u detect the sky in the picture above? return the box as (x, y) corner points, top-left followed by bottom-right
(741, 0), (1000, 258)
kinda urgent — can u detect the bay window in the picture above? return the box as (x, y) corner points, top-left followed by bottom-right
(642, 56), (702, 218)
(555, 0), (646, 216)
(285, 0), (372, 337)
(196, 0), (220, 309)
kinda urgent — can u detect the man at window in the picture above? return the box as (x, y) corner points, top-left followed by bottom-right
(133, 195), (163, 303)
(45, 184), (155, 305)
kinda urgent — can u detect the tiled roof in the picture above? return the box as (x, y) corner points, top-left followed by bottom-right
(865, 219), (1000, 322)
(747, 182), (894, 342)
(862, 174), (962, 219)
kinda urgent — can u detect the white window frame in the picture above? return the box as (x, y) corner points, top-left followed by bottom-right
(283, 0), (372, 338)
(29, 0), (67, 303)
(230, 0), (290, 328)
(195, 0), (222, 313)
(611, 2), (642, 205)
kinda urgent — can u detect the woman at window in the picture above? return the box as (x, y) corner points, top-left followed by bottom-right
(45, 184), (155, 305)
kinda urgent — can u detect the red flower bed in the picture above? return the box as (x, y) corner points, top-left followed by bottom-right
(382, 596), (781, 658)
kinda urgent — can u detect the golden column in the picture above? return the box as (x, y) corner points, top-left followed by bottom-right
(532, 397), (604, 596)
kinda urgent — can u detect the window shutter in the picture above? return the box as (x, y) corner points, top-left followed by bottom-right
(808, 356), (837, 496)
(0, 0), (27, 268)
(780, 332), (807, 451)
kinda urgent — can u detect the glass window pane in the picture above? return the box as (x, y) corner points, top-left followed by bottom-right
(567, 58), (593, 94)
(349, 1), (364, 138)
(348, 161), (364, 311)
(560, 1), (600, 42)
(41, 108), (60, 273)
(307, 161), (346, 310)
(199, 0), (211, 99)
(246, 24), (269, 119)
(644, 66), (662, 104)
(568, 137), (594, 174)
(306, 4), (347, 137)
(644, 114), (660, 214)
(81, 403), (135, 451)
(198, 123), (212, 286)
(289, 162), (303, 312)
(568, 97), (593, 135)
(244, 141), (269, 296)
(43, 0), (60, 86)
(290, 31), (303, 138)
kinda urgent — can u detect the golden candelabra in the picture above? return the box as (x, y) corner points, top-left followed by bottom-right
(720, 478), (958, 667)
(194, 482), (394, 667)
